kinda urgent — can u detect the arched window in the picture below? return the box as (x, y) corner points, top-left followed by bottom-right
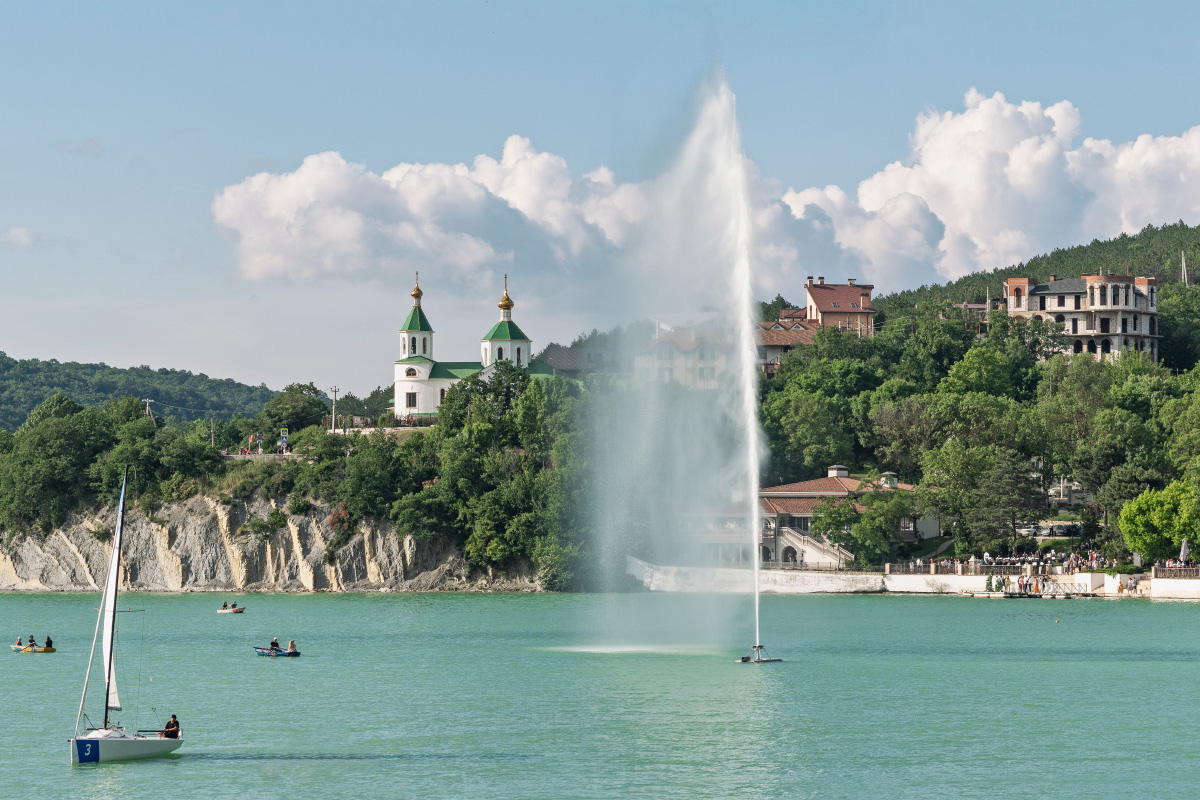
(1100, 339), (1111, 355)
(1089, 287), (1095, 306)
(1087, 339), (1097, 354)
(1099, 286), (1107, 305)
(1013, 287), (1023, 308)
(405, 368), (417, 377)
(497, 346), (504, 361)
(516, 347), (521, 365)
(411, 336), (417, 354)
(422, 337), (427, 355)
(1073, 340), (1083, 354)
(1055, 314), (1065, 324)
(1033, 315), (1042, 321)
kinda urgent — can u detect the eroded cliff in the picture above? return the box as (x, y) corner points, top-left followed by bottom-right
(0, 496), (540, 592)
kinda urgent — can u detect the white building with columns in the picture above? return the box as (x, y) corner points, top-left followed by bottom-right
(1002, 273), (1159, 362)
(393, 275), (550, 418)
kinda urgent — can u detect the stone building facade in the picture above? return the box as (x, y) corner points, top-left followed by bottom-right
(1002, 274), (1159, 361)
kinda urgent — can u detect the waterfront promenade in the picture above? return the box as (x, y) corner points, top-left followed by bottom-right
(628, 556), (1200, 599)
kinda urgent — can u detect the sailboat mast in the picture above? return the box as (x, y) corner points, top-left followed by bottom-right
(74, 589), (106, 737)
(102, 469), (128, 730)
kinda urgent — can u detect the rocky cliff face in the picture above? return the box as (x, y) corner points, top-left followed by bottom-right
(0, 496), (540, 593)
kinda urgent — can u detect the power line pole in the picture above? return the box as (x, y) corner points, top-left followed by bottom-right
(142, 399), (154, 419)
(210, 417), (215, 449)
(330, 386), (339, 432)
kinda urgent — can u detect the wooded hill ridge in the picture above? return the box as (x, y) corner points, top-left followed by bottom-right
(873, 221), (1200, 326)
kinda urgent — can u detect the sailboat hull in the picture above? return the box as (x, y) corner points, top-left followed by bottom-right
(70, 735), (183, 763)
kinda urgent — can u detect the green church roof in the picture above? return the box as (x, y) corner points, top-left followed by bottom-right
(396, 356), (433, 364)
(429, 362), (485, 380)
(482, 320), (529, 342)
(401, 306), (433, 332)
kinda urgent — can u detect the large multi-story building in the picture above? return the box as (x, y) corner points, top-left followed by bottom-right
(1001, 273), (1159, 361)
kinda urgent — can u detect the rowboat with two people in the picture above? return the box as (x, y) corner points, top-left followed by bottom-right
(69, 468), (184, 764)
(254, 638), (300, 657)
(218, 602), (245, 614)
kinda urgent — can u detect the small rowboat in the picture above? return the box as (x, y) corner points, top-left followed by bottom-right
(253, 647), (300, 657)
(11, 645), (55, 653)
(217, 607), (246, 614)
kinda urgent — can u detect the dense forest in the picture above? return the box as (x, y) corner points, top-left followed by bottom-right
(0, 352), (278, 431)
(760, 302), (1200, 564)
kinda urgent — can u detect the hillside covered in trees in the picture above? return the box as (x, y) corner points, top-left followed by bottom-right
(0, 365), (586, 589)
(0, 352), (279, 432)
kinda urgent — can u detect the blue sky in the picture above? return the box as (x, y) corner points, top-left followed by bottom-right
(4, 1), (1200, 392)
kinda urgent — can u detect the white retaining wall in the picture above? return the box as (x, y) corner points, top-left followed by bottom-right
(1151, 578), (1200, 599)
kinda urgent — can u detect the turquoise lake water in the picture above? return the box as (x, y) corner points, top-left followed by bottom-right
(2, 591), (1197, 799)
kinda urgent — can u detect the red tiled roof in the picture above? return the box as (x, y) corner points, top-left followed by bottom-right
(762, 476), (862, 493)
(759, 328), (817, 347)
(759, 497), (822, 514)
(780, 308), (807, 320)
(760, 476), (914, 494)
(807, 283), (876, 314)
(760, 497), (866, 514)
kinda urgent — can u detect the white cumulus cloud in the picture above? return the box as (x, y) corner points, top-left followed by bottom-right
(215, 90), (1200, 309)
(785, 89), (1200, 289)
(2, 226), (36, 249)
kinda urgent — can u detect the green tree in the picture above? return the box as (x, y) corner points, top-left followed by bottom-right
(1119, 481), (1200, 561)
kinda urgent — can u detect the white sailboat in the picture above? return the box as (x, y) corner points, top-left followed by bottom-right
(70, 470), (183, 763)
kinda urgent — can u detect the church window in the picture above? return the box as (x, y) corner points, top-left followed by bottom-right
(516, 347), (522, 365)
(405, 368), (417, 377)
(497, 346), (504, 361)
(405, 392), (417, 409)
(440, 388), (446, 402)
(411, 337), (417, 355)
(422, 337), (427, 354)
(402, 338), (407, 354)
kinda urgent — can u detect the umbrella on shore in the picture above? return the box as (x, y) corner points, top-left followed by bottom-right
(1181, 538), (1190, 562)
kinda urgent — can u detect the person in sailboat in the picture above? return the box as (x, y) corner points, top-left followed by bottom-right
(158, 715), (180, 739)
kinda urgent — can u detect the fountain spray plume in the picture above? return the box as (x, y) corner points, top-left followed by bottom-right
(587, 74), (773, 659)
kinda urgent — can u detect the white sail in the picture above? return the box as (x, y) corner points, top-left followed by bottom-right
(101, 476), (127, 711)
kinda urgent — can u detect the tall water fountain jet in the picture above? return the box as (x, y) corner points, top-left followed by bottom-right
(589, 75), (776, 660)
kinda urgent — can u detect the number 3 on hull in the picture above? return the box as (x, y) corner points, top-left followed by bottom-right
(69, 469), (184, 763)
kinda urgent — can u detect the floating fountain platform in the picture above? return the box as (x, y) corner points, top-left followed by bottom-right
(736, 644), (782, 663)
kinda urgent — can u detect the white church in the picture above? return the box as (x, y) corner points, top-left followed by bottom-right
(393, 275), (553, 417)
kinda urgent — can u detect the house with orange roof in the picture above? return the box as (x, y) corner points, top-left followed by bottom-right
(758, 465), (940, 566)
(802, 276), (876, 336)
